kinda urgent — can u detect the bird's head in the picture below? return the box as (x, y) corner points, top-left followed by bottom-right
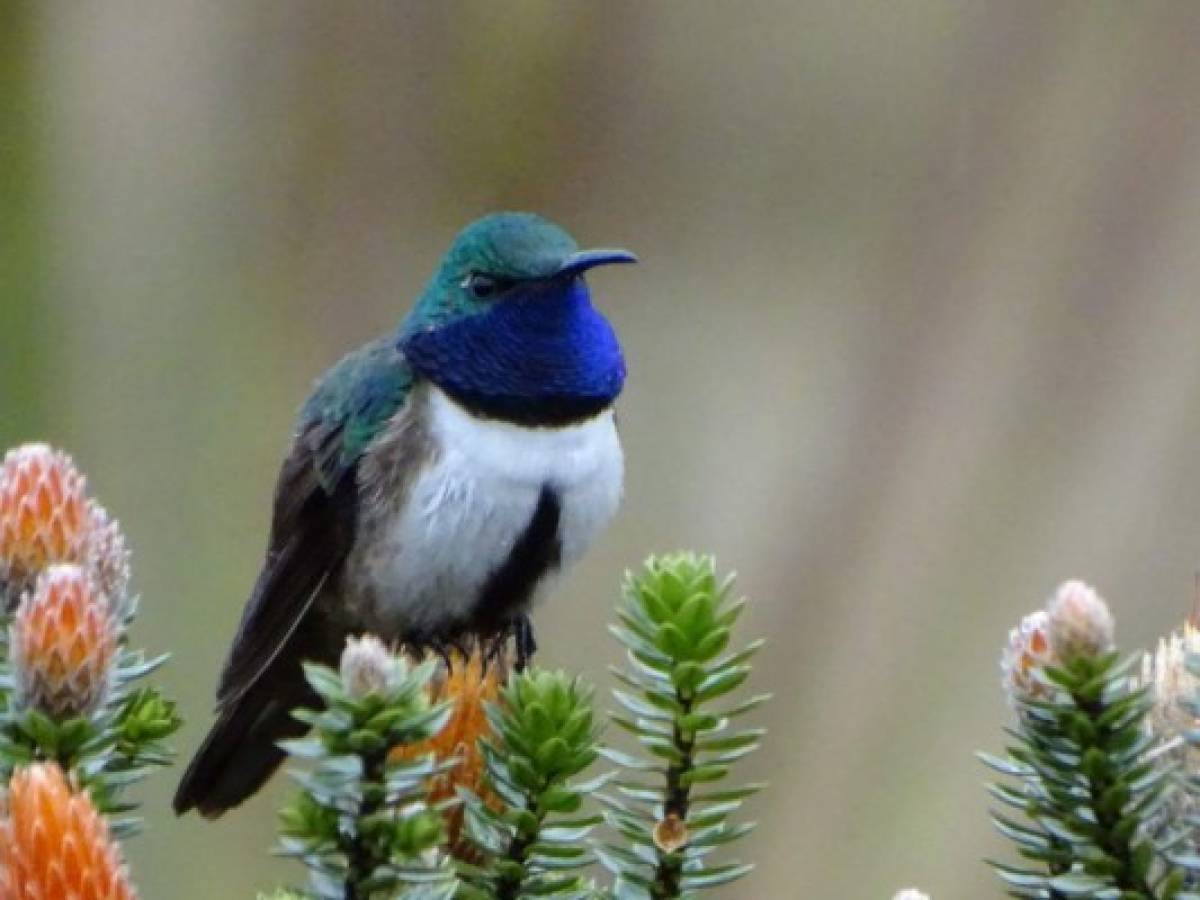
(400, 212), (636, 425)
(405, 212), (636, 331)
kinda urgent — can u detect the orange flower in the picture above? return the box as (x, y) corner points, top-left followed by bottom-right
(392, 644), (508, 856)
(10, 565), (119, 719)
(0, 762), (137, 900)
(0, 445), (91, 606)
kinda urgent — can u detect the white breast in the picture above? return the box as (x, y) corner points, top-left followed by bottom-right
(360, 386), (623, 635)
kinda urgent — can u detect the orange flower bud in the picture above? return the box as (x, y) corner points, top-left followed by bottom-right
(10, 564), (119, 719)
(0, 445), (91, 607)
(0, 762), (137, 900)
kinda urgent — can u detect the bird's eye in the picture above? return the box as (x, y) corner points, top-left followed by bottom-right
(462, 272), (513, 300)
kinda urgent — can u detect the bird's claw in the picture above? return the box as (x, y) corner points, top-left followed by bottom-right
(513, 616), (537, 671)
(412, 618), (536, 675)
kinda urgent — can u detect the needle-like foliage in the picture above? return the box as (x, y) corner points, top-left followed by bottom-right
(1174, 651), (1200, 889)
(597, 554), (766, 899)
(269, 554), (769, 900)
(276, 641), (459, 900)
(457, 670), (607, 900)
(984, 583), (1192, 899)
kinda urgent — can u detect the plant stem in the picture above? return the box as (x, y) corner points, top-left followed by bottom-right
(495, 790), (544, 900)
(652, 693), (696, 900)
(345, 746), (388, 900)
(1046, 837), (1070, 900)
(1075, 693), (1157, 899)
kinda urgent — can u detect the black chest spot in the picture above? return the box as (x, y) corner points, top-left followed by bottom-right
(473, 485), (562, 632)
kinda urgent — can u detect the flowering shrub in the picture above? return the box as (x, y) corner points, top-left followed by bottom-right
(268, 554), (767, 899)
(981, 580), (1200, 899)
(0, 443), (180, 894)
(0, 443), (770, 899)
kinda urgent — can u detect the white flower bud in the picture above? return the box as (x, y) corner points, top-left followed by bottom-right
(1046, 580), (1115, 660)
(339, 634), (398, 698)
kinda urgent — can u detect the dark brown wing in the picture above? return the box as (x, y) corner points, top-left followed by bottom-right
(172, 420), (358, 816)
(175, 338), (414, 816)
(214, 418), (357, 705)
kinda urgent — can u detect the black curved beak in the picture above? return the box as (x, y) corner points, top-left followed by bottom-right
(556, 248), (639, 277)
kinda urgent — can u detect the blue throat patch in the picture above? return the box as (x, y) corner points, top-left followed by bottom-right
(400, 278), (625, 426)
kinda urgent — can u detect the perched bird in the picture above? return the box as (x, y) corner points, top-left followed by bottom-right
(174, 213), (635, 817)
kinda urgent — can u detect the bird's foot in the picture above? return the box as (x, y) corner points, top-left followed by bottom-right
(415, 633), (472, 671)
(481, 630), (507, 670)
(513, 616), (537, 672)
(415, 621), (535, 676)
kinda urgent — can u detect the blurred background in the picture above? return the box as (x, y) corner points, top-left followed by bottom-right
(5, 2), (1200, 896)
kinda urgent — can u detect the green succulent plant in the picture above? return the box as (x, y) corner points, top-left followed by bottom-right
(598, 553), (766, 899)
(458, 669), (607, 900)
(268, 555), (768, 900)
(984, 648), (1185, 898)
(277, 645), (458, 900)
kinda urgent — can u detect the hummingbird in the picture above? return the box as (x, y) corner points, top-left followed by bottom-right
(173, 212), (635, 817)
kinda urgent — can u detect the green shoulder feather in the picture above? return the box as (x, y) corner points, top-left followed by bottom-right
(300, 336), (414, 490)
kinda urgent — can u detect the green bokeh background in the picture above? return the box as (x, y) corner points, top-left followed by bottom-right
(6, 3), (1200, 897)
